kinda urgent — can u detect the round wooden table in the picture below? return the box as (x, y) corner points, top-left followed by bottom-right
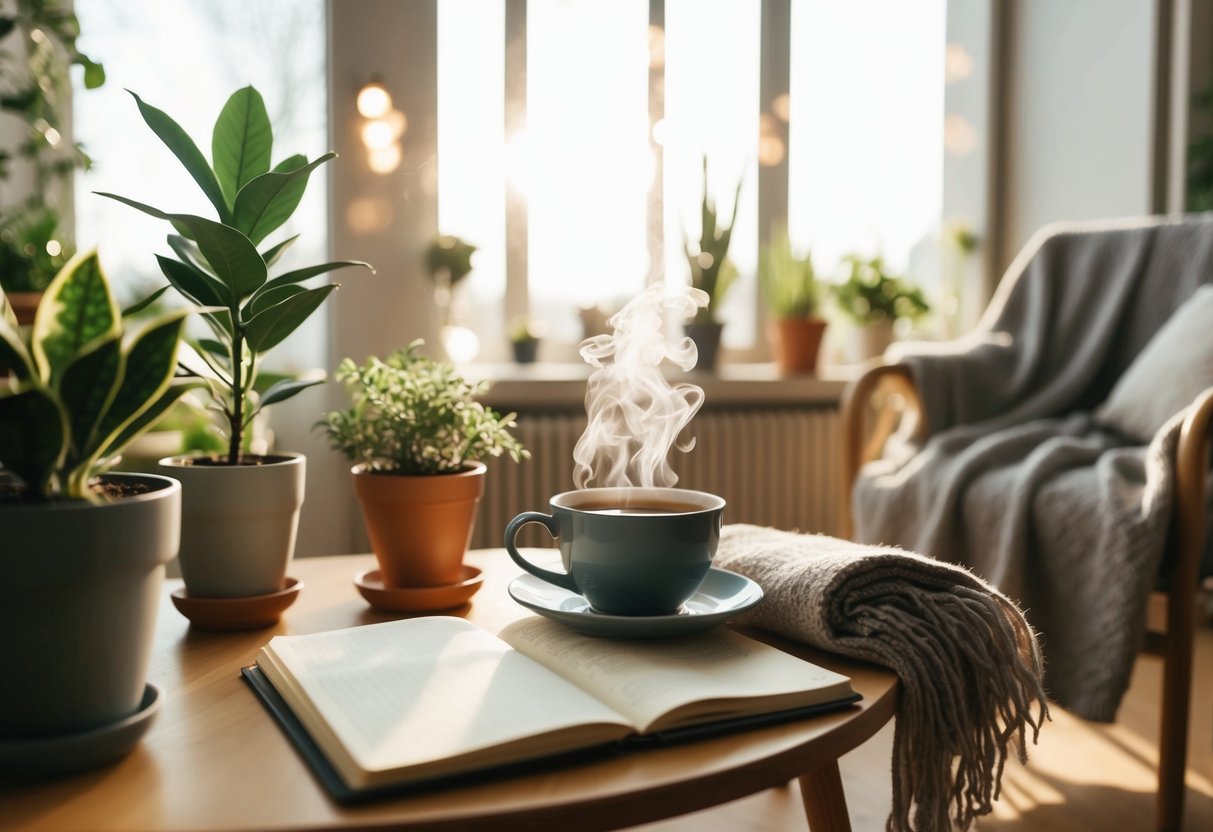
(0, 550), (898, 832)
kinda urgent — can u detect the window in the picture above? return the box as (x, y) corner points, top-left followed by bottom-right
(788, 0), (946, 280)
(433, 0), (946, 362)
(72, 0), (328, 371)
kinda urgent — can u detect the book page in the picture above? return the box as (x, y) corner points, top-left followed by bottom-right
(498, 617), (854, 734)
(258, 617), (632, 788)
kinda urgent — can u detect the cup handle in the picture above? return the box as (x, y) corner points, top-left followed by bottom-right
(504, 511), (578, 592)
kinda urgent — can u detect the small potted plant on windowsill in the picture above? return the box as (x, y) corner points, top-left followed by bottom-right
(508, 316), (543, 364)
(98, 85), (372, 617)
(760, 227), (826, 375)
(683, 157), (742, 371)
(831, 253), (930, 362)
(317, 341), (528, 611)
(0, 251), (196, 769)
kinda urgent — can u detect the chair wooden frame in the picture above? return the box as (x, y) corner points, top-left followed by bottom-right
(840, 363), (1212, 832)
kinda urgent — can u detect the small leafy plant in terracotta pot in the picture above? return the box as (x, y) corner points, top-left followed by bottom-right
(760, 227), (827, 375)
(318, 341), (528, 588)
(832, 253), (930, 363)
(0, 252), (195, 765)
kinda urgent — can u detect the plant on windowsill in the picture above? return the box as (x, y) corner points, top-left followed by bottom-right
(0, 251), (196, 760)
(508, 315), (543, 364)
(831, 253), (930, 363)
(0, 0), (106, 320)
(97, 84), (373, 612)
(759, 227), (826, 375)
(683, 157), (742, 371)
(317, 341), (528, 605)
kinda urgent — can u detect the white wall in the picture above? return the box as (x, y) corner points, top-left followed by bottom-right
(997, 0), (1162, 272)
(326, 0), (441, 553)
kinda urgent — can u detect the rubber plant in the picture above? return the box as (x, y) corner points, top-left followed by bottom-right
(97, 85), (372, 464)
(0, 250), (197, 501)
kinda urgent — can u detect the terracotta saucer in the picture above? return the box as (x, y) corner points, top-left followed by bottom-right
(171, 577), (302, 630)
(354, 566), (484, 613)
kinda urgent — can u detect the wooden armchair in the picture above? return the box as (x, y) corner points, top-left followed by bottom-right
(841, 362), (1212, 832)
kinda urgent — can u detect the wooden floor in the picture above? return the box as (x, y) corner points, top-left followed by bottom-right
(637, 618), (1213, 832)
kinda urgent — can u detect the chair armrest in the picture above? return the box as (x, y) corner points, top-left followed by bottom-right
(839, 362), (924, 538)
(1171, 386), (1213, 604)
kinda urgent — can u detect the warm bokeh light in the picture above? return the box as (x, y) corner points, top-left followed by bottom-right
(361, 119), (396, 150)
(346, 196), (394, 233)
(648, 24), (665, 69)
(944, 113), (977, 155)
(771, 92), (791, 122)
(945, 43), (973, 83)
(367, 144), (402, 174)
(356, 81), (392, 118)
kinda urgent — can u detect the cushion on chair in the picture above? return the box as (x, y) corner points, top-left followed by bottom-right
(1095, 284), (1213, 443)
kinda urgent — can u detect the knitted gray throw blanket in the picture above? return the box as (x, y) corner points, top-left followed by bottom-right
(716, 524), (1048, 832)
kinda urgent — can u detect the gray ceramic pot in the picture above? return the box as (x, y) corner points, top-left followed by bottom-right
(0, 473), (180, 738)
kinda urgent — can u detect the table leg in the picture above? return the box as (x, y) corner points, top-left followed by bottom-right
(799, 760), (852, 832)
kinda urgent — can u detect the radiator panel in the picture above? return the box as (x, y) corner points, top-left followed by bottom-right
(475, 407), (841, 550)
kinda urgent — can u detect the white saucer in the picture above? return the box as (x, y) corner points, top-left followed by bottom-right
(507, 567), (763, 638)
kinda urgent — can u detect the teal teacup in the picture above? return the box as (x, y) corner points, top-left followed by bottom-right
(504, 487), (726, 616)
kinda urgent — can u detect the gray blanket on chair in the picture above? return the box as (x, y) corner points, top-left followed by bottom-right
(853, 215), (1213, 722)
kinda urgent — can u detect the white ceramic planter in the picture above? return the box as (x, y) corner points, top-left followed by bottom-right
(0, 473), (180, 737)
(845, 320), (896, 364)
(159, 453), (305, 598)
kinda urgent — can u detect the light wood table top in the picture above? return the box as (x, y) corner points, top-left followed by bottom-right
(1, 550), (898, 832)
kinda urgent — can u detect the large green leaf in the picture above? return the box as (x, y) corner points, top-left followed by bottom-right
(128, 90), (231, 223)
(212, 86), (273, 209)
(0, 290), (16, 329)
(167, 235), (216, 277)
(244, 284), (305, 321)
(96, 379), (204, 462)
(255, 260), (374, 298)
(257, 376), (325, 408)
(0, 385), (68, 496)
(90, 313), (189, 453)
(232, 152), (335, 245)
(97, 194), (268, 299)
(122, 285), (171, 318)
(260, 234), (299, 267)
(31, 250), (120, 385)
(58, 334), (122, 462)
(0, 314), (34, 381)
(157, 254), (230, 308)
(244, 284), (337, 353)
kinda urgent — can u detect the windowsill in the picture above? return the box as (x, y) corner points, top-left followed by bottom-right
(464, 361), (857, 410)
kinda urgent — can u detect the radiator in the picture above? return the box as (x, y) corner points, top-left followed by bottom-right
(473, 407), (843, 550)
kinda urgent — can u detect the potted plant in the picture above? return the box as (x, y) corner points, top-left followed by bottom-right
(760, 228), (826, 374)
(831, 253), (930, 362)
(317, 341), (528, 596)
(508, 315), (542, 364)
(0, 251), (194, 765)
(97, 85), (371, 603)
(683, 157), (742, 371)
(0, 0), (105, 322)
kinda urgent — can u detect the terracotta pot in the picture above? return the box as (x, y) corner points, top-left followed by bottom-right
(353, 462), (486, 588)
(685, 321), (724, 371)
(0, 473), (180, 737)
(158, 453), (305, 598)
(771, 317), (827, 375)
(6, 291), (42, 326)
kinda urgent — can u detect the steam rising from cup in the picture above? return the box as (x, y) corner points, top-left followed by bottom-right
(573, 285), (708, 489)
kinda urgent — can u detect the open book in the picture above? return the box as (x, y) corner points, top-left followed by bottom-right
(243, 616), (858, 800)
